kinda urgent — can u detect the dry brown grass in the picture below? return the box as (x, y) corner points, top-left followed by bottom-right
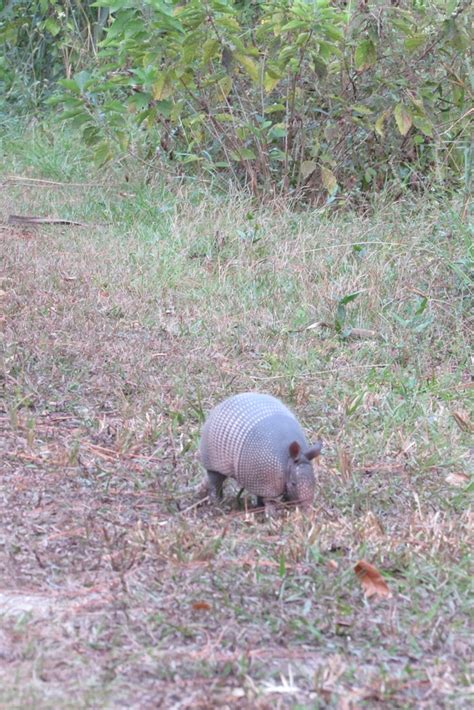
(0, 160), (472, 708)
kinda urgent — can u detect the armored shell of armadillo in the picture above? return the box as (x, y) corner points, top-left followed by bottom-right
(199, 392), (309, 498)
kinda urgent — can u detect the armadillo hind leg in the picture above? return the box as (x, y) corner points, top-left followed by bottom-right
(207, 470), (226, 502)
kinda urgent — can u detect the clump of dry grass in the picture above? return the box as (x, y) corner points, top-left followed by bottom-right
(0, 136), (472, 707)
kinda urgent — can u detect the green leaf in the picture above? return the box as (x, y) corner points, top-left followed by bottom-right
(58, 78), (81, 94)
(155, 100), (173, 118)
(324, 26), (344, 42)
(267, 123), (286, 140)
(335, 303), (347, 333)
(281, 20), (307, 32)
(218, 16), (241, 32)
(346, 392), (367, 415)
(415, 297), (428, 316)
(265, 103), (285, 114)
(59, 108), (88, 121)
(278, 551), (286, 577)
(217, 76), (233, 98)
(181, 154), (201, 164)
(116, 131), (129, 151)
(354, 40), (376, 71)
(230, 148), (256, 161)
(268, 147), (286, 161)
(394, 103), (412, 136)
(128, 92), (151, 110)
(339, 291), (362, 306)
(364, 168), (376, 183)
(93, 1), (130, 8)
(152, 73), (173, 100)
(69, 113), (92, 129)
(136, 108), (155, 125)
(352, 104), (373, 116)
(318, 40), (340, 60)
(94, 142), (113, 167)
(263, 71), (281, 93)
(202, 39), (219, 64)
(391, 18), (414, 36)
(82, 125), (101, 146)
(43, 18), (61, 37)
(234, 53), (259, 83)
(104, 100), (125, 113)
(404, 34), (426, 52)
(412, 115), (434, 137)
(335, 291), (362, 333)
(214, 113), (234, 123)
(210, 0), (235, 15)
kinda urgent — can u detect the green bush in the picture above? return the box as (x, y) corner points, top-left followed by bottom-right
(0, 0), (108, 110)
(3, 0), (472, 200)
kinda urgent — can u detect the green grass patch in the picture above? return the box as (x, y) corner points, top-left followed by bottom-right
(0, 124), (472, 708)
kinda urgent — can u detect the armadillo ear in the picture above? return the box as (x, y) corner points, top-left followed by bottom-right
(289, 441), (301, 460)
(305, 441), (323, 460)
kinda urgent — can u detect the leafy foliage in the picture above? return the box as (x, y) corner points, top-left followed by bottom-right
(3, 0), (472, 200)
(0, 0), (108, 109)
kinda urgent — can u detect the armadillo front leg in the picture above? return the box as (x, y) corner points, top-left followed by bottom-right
(207, 470), (226, 502)
(261, 497), (278, 517)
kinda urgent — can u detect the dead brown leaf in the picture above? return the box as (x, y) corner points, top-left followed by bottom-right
(452, 410), (473, 433)
(360, 511), (385, 540)
(354, 560), (392, 599)
(191, 601), (211, 612)
(346, 328), (379, 340)
(337, 447), (352, 480)
(445, 472), (470, 487)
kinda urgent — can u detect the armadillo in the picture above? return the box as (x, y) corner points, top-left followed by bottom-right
(199, 392), (322, 512)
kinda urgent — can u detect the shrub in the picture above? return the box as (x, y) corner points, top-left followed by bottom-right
(3, 1), (471, 201)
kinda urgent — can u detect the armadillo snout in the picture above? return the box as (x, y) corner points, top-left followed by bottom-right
(287, 464), (315, 507)
(297, 471), (316, 508)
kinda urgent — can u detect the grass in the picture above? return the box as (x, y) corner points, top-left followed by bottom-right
(1, 122), (473, 708)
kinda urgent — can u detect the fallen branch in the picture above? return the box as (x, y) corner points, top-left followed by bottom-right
(179, 496), (210, 514)
(3, 175), (103, 188)
(7, 214), (96, 227)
